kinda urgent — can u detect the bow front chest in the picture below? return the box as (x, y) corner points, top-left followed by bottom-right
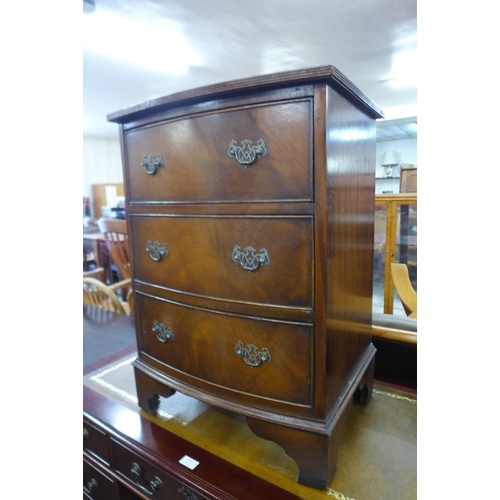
(108, 66), (384, 490)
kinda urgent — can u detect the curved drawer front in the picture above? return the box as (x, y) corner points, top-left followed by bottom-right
(131, 215), (313, 309)
(137, 294), (313, 407)
(124, 100), (312, 203)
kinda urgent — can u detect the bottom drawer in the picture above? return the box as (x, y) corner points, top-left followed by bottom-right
(83, 459), (117, 500)
(137, 293), (313, 408)
(111, 439), (211, 500)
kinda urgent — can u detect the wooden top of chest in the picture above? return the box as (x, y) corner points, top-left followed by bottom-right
(107, 65), (384, 124)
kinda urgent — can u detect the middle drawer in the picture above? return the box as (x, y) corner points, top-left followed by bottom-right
(130, 215), (313, 309)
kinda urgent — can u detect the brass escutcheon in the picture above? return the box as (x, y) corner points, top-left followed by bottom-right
(146, 240), (168, 262)
(141, 153), (163, 175)
(228, 139), (267, 166)
(152, 320), (174, 343)
(232, 245), (270, 272)
(235, 341), (271, 367)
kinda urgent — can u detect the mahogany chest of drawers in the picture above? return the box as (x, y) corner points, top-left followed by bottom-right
(108, 66), (384, 490)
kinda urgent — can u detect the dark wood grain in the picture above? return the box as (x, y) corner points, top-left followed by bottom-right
(84, 386), (304, 500)
(83, 458), (117, 499)
(135, 293), (313, 412)
(111, 438), (213, 500)
(84, 417), (112, 465)
(124, 100), (313, 204)
(107, 65), (384, 123)
(130, 215), (314, 309)
(323, 85), (378, 411)
(111, 67), (381, 490)
(134, 280), (316, 323)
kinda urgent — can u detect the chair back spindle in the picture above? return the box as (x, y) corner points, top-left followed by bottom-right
(97, 218), (131, 281)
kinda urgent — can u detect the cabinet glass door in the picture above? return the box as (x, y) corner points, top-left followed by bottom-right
(373, 194), (417, 316)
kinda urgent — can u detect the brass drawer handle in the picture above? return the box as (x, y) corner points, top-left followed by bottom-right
(83, 477), (98, 496)
(141, 153), (163, 175)
(235, 341), (271, 367)
(152, 320), (174, 343)
(179, 486), (198, 500)
(228, 139), (267, 166)
(232, 245), (270, 272)
(131, 462), (163, 495)
(146, 240), (169, 262)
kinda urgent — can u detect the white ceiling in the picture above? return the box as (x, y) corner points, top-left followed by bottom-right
(83, 0), (417, 142)
(377, 116), (417, 142)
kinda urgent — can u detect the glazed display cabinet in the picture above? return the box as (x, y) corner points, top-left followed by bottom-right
(373, 193), (418, 315)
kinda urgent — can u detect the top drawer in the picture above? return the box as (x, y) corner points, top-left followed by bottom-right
(124, 100), (312, 204)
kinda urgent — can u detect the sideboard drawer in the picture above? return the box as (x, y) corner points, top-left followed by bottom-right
(137, 294), (313, 407)
(111, 439), (211, 500)
(124, 100), (312, 203)
(83, 459), (117, 500)
(131, 215), (313, 309)
(83, 418), (110, 465)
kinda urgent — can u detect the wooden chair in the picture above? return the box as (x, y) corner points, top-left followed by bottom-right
(83, 270), (133, 316)
(83, 267), (106, 280)
(390, 263), (417, 318)
(97, 218), (131, 282)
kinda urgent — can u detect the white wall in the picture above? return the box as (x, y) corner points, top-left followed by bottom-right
(83, 136), (123, 201)
(375, 138), (417, 194)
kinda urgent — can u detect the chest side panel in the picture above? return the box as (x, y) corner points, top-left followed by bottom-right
(324, 86), (376, 409)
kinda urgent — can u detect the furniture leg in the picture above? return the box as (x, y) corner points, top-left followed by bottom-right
(247, 410), (350, 490)
(354, 354), (375, 404)
(133, 365), (176, 416)
(248, 353), (375, 490)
